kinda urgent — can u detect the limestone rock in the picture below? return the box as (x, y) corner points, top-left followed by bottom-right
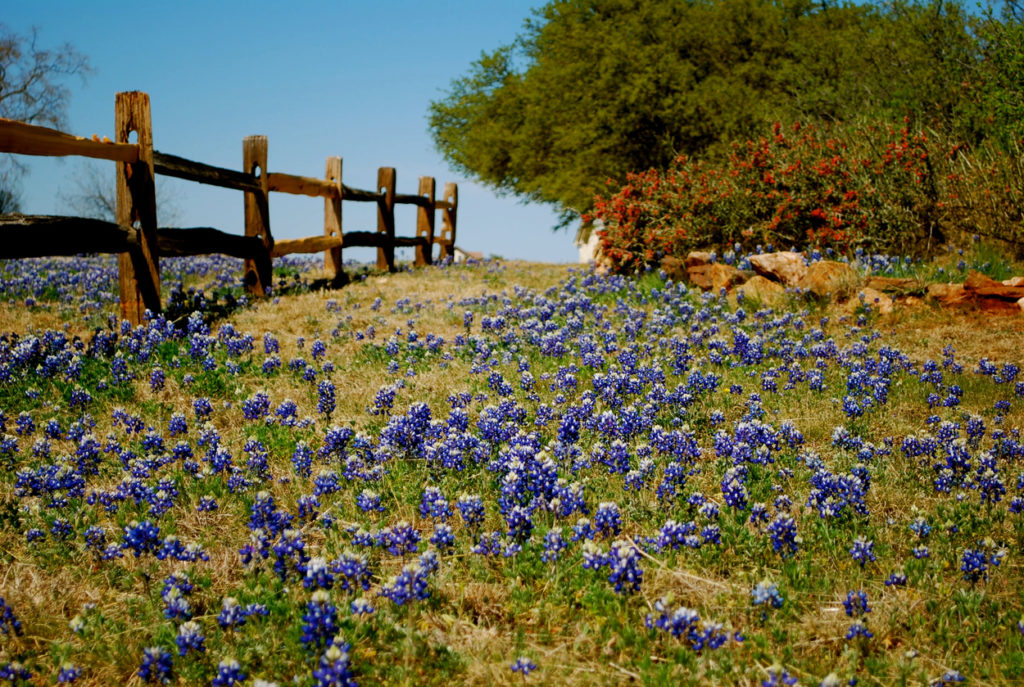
(1002, 276), (1024, 287)
(749, 251), (807, 286)
(798, 260), (859, 298)
(848, 287), (893, 315)
(686, 263), (715, 291)
(685, 251), (713, 268)
(711, 263), (748, 292)
(659, 255), (687, 282)
(964, 270), (1001, 291)
(737, 275), (786, 305)
(926, 283), (971, 306)
(963, 270), (1024, 301)
(865, 276), (924, 294)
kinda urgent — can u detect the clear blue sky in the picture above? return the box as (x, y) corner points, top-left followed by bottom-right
(4, 1), (580, 263)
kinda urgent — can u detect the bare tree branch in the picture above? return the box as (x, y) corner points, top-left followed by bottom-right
(58, 160), (183, 226)
(0, 24), (92, 210)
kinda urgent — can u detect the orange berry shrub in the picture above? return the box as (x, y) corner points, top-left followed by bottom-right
(588, 120), (1022, 272)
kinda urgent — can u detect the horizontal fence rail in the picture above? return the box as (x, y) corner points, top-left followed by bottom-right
(0, 91), (460, 324)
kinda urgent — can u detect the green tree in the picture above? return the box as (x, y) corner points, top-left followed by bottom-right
(971, 0), (1024, 146)
(428, 0), (983, 228)
(0, 24), (91, 211)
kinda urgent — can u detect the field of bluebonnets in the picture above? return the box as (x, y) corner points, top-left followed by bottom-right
(1, 246), (1024, 686)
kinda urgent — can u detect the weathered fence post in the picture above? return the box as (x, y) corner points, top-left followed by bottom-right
(415, 176), (435, 267)
(243, 135), (273, 295)
(376, 166), (396, 271)
(115, 91), (161, 325)
(324, 156), (342, 276)
(438, 182), (458, 261)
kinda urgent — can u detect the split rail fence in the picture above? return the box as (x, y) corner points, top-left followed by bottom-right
(0, 90), (459, 324)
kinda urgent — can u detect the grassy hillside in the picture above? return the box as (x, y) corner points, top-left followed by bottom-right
(1, 255), (1023, 685)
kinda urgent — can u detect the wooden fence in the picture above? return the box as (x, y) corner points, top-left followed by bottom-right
(0, 90), (459, 324)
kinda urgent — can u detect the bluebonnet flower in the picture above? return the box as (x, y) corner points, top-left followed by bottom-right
(0, 597), (23, 636)
(909, 515), (931, 538)
(572, 517), (596, 542)
(471, 531), (507, 556)
(297, 494), (320, 522)
(328, 551), (372, 593)
(313, 638), (358, 687)
(606, 539), (643, 594)
(302, 590), (340, 650)
(419, 486), (452, 521)
(192, 397), (213, 420)
(274, 399), (298, 426)
(167, 412), (187, 436)
(751, 581), (784, 611)
(594, 501), (623, 538)
(175, 620), (205, 656)
(913, 545), (931, 559)
(653, 519), (699, 551)
(379, 561), (432, 606)
(961, 544), (1005, 583)
(311, 339), (327, 360)
(762, 667), (799, 686)
(846, 619), (873, 640)
(510, 657), (537, 675)
(542, 528), (568, 563)
(273, 529), (309, 581)
(211, 659), (246, 687)
(843, 590), (871, 617)
(456, 494), (485, 528)
(504, 505), (534, 541)
(57, 663), (81, 683)
(766, 513), (799, 558)
(749, 502), (769, 526)
(14, 412), (35, 436)
(313, 469), (341, 496)
(884, 571), (907, 586)
(149, 367), (165, 391)
(304, 557), (336, 590)
(292, 441), (314, 478)
(645, 597), (730, 652)
(351, 598), (375, 616)
(849, 536), (876, 567)
(430, 523), (456, 552)
(197, 496), (218, 512)
(242, 391), (270, 420)
(356, 489), (385, 514)
(137, 647), (173, 684)
(68, 385), (92, 409)
(376, 521), (420, 556)
(123, 520), (160, 557)
(50, 518), (73, 540)
(721, 467), (748, 511)
(161, 574), (193, 621)
(318, 380), (336, 417)
(249, 491), (294, 537)
(217, 597), (248, 629)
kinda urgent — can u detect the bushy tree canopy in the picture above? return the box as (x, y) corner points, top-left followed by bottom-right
(428, 0), (1009, 227)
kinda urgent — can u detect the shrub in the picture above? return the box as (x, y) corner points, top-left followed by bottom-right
(588, 120), (1023, 272)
